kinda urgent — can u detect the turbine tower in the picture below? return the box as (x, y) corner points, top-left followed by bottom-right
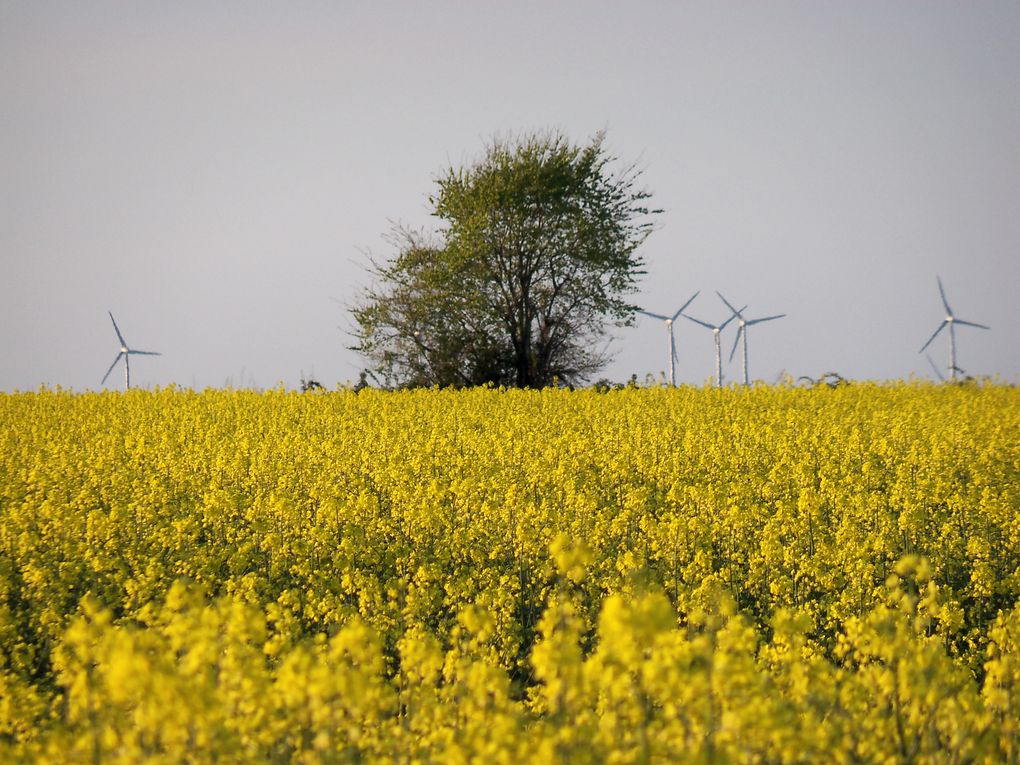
(918, 277), (989, 382)
(638, 291), (699, 386)
(716, 292), (786, 386)
(101, 312), (161, 390)
(682, 306), (743, 388)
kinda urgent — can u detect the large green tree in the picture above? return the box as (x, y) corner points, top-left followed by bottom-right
(352, 131), (658, 388)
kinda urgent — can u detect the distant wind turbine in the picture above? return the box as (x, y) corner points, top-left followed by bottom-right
(918, 277), (989, 382)
(716, 292), (786, 386)
(638, 291), (700, 386)
(101, 312), (161, 390)
(682, 306), (744, 388)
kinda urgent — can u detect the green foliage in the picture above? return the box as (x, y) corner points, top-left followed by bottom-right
(352, 131), (657, 388)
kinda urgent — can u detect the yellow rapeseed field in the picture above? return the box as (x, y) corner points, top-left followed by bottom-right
(1, 383), (1019, 763)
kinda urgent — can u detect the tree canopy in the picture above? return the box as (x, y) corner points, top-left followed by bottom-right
(352, 131), (658, 388)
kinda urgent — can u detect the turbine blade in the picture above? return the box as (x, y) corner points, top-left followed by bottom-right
(101, 353), (123, 385)
(926, 354), (946, 382)
(672, 290), (700, 321)
(683, 314), (715, 330)
(936, 276), (953, 315)
(746, 313), (786, 326)
(108, 312), (127, 346)
(718, 306), (748, 331)
(637, 310), (670, 321)
(128, 350), (161, 356)
(919, 321), (947, 353)
(729, 325), (743, 363)
(953, 318), (990, 330)
(715, 291), (742, 318)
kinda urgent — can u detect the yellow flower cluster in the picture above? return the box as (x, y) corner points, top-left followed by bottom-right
(0, 383), (1018, 762)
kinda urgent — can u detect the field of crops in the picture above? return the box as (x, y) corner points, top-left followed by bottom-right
(1, 384), (1019, 763)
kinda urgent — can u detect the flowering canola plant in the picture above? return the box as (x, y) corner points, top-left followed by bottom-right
(0, 383), (1018, 762)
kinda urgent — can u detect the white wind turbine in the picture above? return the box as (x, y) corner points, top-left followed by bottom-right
(638, 291), (700, 386)
(918, 277), (989, 382)
(716, 292), (786, 387)
(682, 305), (744, 388)
(101, 312), (161, 390)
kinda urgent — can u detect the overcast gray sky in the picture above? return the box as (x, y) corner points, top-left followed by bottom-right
(2, 1), (1018, 391)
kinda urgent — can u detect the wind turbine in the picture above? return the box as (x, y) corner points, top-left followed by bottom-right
(918, 277), (989, 382)
(682, 305), (744, 388)
(716, 292), (786, 386)
(638, 291), (700, 386)
(101, 312), (161, 390)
